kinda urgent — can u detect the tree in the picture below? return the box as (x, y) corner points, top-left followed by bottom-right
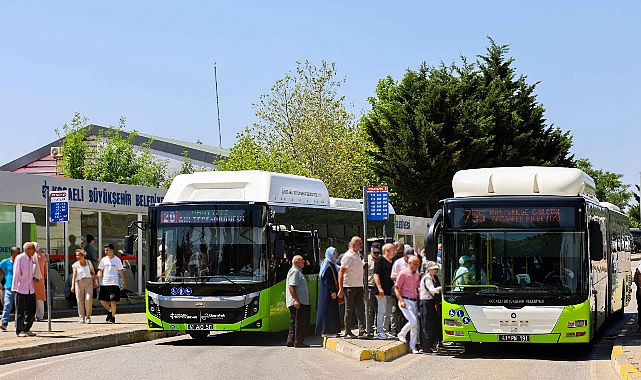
(217, 60), (374, 198)
(55, 112), (91, 179)
(362, 39), (574, 216)
(56, 114), (168, 188)
(575, 158), (633, 211)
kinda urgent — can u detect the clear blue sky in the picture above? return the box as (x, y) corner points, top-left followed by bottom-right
(2, 1), (640, 190)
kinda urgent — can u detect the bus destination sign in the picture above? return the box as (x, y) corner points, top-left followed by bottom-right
(160, 209), (246, 225)
(452, 206), (577, 229)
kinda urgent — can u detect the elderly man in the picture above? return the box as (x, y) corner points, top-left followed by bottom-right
(286, 255), (310, 348)
(374, 243), (396, 339)
(394, 255), (421, 354)
(337, 236), (366, 339)
(12, 242), (38, 337)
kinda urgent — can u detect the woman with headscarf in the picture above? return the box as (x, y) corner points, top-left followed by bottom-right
(315, 247), (341, 337)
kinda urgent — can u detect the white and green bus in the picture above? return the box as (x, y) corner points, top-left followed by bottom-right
(425, 167), (632, 344)
(131, 170), (394, 339)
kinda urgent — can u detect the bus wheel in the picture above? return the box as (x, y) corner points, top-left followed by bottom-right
(188, 331), (209, 340)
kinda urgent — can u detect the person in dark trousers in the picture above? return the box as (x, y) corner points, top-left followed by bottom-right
(634, 261), (641, 332)
(12, 242), (38, 337)
(286, 255), (310, 347)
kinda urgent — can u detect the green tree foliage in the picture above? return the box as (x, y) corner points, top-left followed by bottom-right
(362, 39), (574, 216)
(217, 60), (374, 198)
(56, 114), (168, 188)
(55, 112), (91, 178)
(575, 158), (633, 211)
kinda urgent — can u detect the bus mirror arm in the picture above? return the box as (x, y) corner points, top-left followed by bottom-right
(124, 221), (150, 255)
(424, 209), (442, 262)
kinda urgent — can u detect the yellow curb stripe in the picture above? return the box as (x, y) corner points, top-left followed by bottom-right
(620, 364), (641, 380)
(612, 345), (624, 359)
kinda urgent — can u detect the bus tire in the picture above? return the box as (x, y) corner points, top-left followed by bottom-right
(188, 331), (209, 340)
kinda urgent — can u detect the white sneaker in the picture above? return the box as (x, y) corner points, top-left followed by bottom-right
(412, 349), (420, 354)
(398, 334), (407, 344)
(376, 333), (387, 340)
(85, 317), (91, 324)
(79, 317), (85, 324)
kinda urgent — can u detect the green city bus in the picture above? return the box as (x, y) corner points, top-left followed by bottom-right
(130, 171), (394, 339)
(425, 167), (632, 344)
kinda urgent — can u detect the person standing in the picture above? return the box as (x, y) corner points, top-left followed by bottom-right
(419, 261), (442, 353)
(365, 242), (382, 337)
(315, 247), (341, 337)
(286, 255), (310, 347)
(634, 260), (641, 332)
(373, 243), (395, 339)
(97, 243), (126, 323)
(390, 243), (413, 336)
(0, 247), (20, 331)
(337, 236), (366, 338)
(71, 249), (96, 323)
(84, 234), (98, 270)
(32, 242), (47, 322)
(12, 242), (38, 337)
(394, 255), (421, 354)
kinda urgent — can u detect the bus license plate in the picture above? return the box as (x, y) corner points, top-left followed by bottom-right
(498, 334), (530, 342)
(188, 323), (214, 330)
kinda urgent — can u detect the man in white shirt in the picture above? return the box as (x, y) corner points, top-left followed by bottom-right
(97, 244), (126, 323)
(337, 236), (365, 338)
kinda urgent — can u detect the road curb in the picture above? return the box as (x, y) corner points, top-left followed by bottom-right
(0, 329), (179, 365)
(323, 337), (407, 361)
(612, 318), (641, 380)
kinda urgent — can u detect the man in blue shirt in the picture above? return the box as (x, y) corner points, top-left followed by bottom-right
(0, 247), (21, 331)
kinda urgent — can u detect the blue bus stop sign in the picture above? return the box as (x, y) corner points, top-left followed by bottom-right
(50, 191), (69, 222)
(366, 186), (389, 221)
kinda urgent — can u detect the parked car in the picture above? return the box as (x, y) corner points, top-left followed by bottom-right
(631, 228), (641, 253)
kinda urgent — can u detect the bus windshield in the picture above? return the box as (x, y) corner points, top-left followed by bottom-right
(444, 230), (586, 296)
(153, 204), (268, 283)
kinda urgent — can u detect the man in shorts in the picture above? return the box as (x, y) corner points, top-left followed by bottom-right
(97, 243), (126, 323)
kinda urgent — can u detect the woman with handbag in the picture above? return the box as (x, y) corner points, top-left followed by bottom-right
(315, 247), (341, 338)
(71, 249), (97, 323)
(419, 261), (442, 353)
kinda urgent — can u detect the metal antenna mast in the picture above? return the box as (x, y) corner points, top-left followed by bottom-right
(214, 61), (222, 148)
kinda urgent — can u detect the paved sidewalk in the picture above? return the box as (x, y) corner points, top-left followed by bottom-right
(612, 316), (641, 380)
(0, 310), (177, 365)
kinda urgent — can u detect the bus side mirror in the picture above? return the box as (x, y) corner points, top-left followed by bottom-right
(589, 221), (603, 261)
(124, 235), (135, 255)
(424, 209), (442, 262)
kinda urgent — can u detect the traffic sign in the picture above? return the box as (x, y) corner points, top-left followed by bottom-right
(366, 186), (389, 221)
(50, 191), (69, 222)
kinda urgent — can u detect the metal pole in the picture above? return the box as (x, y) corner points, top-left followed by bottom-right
(214, 61), (222, 148)
(45, 189), (52, 333)
(362, 186), (369, 336)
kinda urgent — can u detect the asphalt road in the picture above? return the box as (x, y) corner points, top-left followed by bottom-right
(0, 314), (627, 380)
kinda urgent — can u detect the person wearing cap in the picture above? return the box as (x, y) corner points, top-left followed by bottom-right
(394, 255), (421, 354)
(365, 242), (382, 338)
(97, 243), (126, 323)
(419, 261), (442, 353)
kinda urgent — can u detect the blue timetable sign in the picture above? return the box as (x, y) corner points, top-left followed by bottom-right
(50, 191), (69, 222)
(366, 186), (389, 221)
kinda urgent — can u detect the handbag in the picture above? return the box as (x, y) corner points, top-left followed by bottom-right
(329, 264), (345, 304)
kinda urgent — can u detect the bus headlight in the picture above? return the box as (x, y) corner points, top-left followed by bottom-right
(444, 319), (462, 327)
(567, 320), (587, 328)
